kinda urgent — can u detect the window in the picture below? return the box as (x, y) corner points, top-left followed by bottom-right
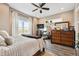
(12, 12), (32, 36)
(17, 20), (30, 35)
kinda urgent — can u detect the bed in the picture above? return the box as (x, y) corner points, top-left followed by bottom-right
(0, 35), (45, 56)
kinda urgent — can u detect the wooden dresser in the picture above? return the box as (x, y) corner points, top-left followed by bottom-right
(51, 30), (75, 48)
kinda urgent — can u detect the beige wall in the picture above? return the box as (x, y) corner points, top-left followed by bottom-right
(39, 10), (74, 26)
(0, 4), (11, 34)
(57, 10), (74, 26)
(38, 18), (46, 24)
(32, 18), (39, 35)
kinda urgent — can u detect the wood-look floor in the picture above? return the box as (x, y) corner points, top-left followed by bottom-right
(45, 40), (77, 56)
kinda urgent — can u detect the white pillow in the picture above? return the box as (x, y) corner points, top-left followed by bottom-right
(0, 35), (7, 46)
(5, 36), (14, 45)
(0, 30), (9, 38)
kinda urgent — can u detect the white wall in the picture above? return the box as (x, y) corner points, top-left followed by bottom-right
(74, 4), (79, 42)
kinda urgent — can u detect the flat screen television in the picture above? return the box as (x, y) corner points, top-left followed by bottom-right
(37, 24), (44, 29)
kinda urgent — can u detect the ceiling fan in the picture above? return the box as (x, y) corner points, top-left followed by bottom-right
(32, 3), (49, 13)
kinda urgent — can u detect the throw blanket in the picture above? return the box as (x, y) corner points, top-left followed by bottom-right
(21, 34), (41, 39)
(0, 35), (44, 56)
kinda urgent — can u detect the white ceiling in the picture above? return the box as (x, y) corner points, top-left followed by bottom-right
(8, 3), (75, 18)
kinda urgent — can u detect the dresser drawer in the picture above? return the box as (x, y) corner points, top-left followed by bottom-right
(52, 39), (60, 43)
(61, 37), (74, 42)
(61, 40), (74, 46)
(61, 31), (74, 35)
(52, 37), (60, 40)
(52, 34), (60, 37)
(61, 34), (74, 38)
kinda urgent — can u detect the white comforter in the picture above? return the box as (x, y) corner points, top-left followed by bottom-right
(0, 35), (44, 56)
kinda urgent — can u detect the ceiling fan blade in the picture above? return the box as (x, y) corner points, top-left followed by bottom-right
(42, 7), (49, 10)
(40, 10), (42, 13)
(32, 9), (38, 12)
(40, 3), (46, 7)
(32, 3), (39, 8)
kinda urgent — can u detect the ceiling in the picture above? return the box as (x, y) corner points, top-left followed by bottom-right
(8, 3), (75, 18)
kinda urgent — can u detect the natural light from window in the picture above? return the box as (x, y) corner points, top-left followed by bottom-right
(17, 20), (30, 35)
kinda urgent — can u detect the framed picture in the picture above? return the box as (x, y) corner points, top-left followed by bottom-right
(55, 21), (69, 30)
